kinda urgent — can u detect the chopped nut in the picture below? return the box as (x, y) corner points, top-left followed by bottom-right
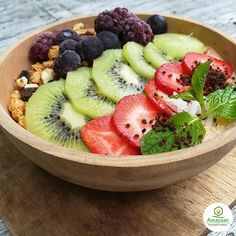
(30, 71), (41, 84)
(78, 28), (96, 36)
(24, 83), (39, 89)
(31, 63), (44, 72)
(48, 45), (59, 60)
(16, 76), (28, 89)
(41, 68), (55, 83)
(73, 22), (85, 31)
(73, 22), (96, 36)
(42, 60), (54, 69)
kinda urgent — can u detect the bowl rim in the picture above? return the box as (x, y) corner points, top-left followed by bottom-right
(1, 13), (236, 168)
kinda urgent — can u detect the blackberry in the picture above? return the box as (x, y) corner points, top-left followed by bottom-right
(29, 32), (55, 62)
(121, 17), (153, 45)
(77, 36), (103, 65)
(94, 7), (153, 45)
(53, 50), (81, 78)
(95, 7), (134, 34)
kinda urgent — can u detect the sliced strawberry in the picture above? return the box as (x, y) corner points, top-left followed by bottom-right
(113, 94), (161, 148)
(155, 62), (190, 95)
(144, 79), (176, 117)
(81, 115), (139, 155)
(182, 52), (234, 78)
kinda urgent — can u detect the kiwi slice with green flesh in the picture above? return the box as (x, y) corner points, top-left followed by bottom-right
(25, 80), (89, 151)
(92, 49), (146, 102)
(122, 42), (156, 80)
(65, 67), (115, 118)
(153, 33), (206, 60)
(143, 42), (175, 69)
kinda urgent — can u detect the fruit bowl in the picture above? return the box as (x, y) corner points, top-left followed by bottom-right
(0, 14), (236, 192)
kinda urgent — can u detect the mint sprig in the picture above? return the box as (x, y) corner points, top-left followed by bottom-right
(206, 85), (236, 120)
(141, 61), (236, 154)
(171, 60), (211, 118)
(140, 112), (205, 154)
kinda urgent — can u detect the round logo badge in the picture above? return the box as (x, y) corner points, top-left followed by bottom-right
(203, 203), (233, 232)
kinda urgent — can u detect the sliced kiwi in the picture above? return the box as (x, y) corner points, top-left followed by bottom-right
(65, 67), (115, 118)
(92, 49), (146, 102)
(144, 42), (174, 68)
(122, 42), (156, 80)
(25, 80), (89, 151)
(153, 33), (206, 60)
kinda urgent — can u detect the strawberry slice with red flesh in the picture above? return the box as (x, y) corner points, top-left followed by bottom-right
(81, 115), (139, 155)
(144, 79), (176, 117)
(182, 52), (234, 78)
(113, 94), (161, 148)
(155, 62), (191, 95)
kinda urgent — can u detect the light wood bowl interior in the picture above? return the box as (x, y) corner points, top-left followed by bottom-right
(0, 14), (236, 191)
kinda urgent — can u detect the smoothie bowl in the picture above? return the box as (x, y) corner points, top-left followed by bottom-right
(0, 8), (236, 191)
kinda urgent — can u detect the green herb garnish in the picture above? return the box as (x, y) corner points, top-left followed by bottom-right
(206, 85), (236, 120)
(141, 61), (236, 154)
(171, 60), (211, 118)
(141, 112), (205, 154)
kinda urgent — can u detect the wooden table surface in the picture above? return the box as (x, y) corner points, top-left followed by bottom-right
(0, 0), (236, 235)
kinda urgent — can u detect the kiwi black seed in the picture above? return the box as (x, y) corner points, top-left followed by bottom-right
(108, 60), (145, 92)
(25, 80), (89, 151)
(65, 67), (115, 118)
(92, 49), (146, 102)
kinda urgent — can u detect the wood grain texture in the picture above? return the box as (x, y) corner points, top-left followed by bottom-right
(0, 0), (236, 235)
(1, 14), (236, 192)
(1, 0), (236, 53)
(0, 131), (235, 236)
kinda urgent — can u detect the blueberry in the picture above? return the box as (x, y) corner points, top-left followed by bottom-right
(59, 39), (78, 54)
(97, 31), (121, 50)
(19, 70), (30, 79)
(53, 50), (81, 78)
(55, 29), (79, 44)
(147, 15), (168, 34)
(77, 36), (103, 65)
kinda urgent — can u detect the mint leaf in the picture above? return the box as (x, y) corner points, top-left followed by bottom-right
(171, 89), (195, 101)
(170, 61), (211, 117)
(206, 85), (236, 120)
(191, 60), (211, 109)
(140, 112), (206, 154)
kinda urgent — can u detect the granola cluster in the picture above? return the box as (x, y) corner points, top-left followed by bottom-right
(73, 23), (96, 36)
(8, 90), (26, 128)
(8, 45), (59, 128)
(8, 22), (93, 128)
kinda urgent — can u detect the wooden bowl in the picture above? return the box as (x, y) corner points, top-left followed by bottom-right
(0, 14), (236, 192)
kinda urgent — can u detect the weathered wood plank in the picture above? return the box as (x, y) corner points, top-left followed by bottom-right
(0, 0), (236, 53)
